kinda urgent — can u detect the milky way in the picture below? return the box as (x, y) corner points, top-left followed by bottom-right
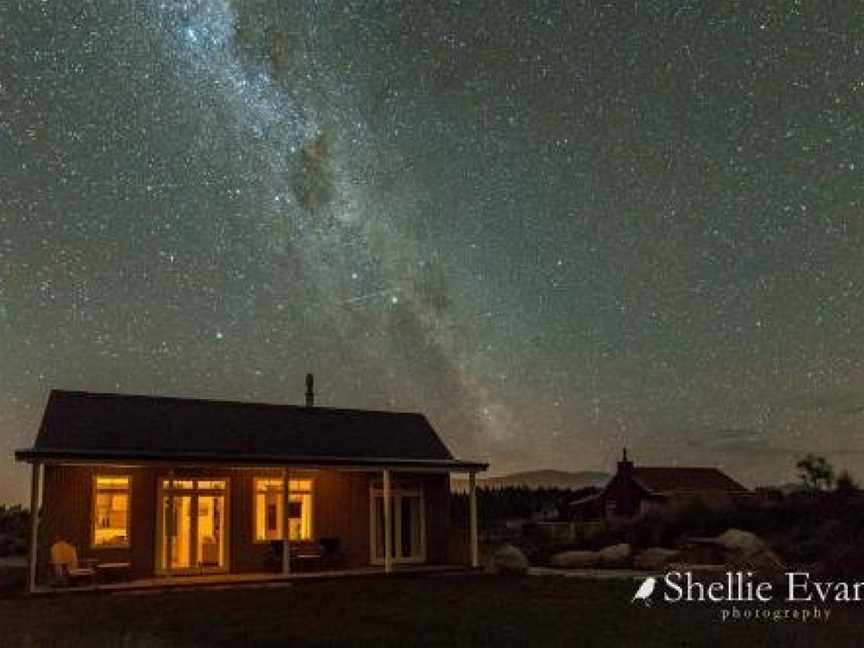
(2, 1), (864, 502)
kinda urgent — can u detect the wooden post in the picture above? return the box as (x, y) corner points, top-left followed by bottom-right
(383, 468), (392, 574)
(282, 469), (291, 576)
(469, 471), (479, 568)
(165, 472), (174, 577)
(28, 462), (42, 593)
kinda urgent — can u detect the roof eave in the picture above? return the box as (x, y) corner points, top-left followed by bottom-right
(14, 447), (488, 472)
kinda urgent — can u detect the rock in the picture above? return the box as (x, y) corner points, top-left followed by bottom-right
(597, 543), (632, 568)
(492, 544), (529, 574)
(732, 549), (785, 571)
(633, 547), (680, 571)
(549, 550), (601, 568)
(716, 529), (766, 553)
(715, 529), (785, 581)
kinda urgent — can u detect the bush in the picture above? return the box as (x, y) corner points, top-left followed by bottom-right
(623, 496), (739, 549)
(817, 538), (864, 580)
(0, 506), (29, 557)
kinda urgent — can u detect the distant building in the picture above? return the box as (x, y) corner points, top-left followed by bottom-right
(569, 449), (748, 520)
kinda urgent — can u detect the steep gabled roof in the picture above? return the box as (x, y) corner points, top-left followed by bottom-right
(631, 466), (747, 494)
(15, 390), (486, 471)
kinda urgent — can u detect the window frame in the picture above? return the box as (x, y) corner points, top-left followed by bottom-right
(252, 475), (315, 543)
(91, 474), (132, 550)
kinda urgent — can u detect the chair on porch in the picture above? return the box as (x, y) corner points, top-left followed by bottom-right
(267, 538), (348, 572)
(289, 541), (325, 572)
(318, 537), (345, 569)
(50, 540), (98, 587)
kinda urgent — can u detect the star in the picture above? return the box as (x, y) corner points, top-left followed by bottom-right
(1, 0), (863, 504)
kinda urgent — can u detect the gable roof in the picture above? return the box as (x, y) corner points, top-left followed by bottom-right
(630, 467), (747, 494)
(15, 390), (486, 471)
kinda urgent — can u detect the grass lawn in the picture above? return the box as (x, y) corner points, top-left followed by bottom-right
(1, 574), (863, 647)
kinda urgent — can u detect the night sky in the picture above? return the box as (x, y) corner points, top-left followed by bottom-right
(2, 1), (863, 503)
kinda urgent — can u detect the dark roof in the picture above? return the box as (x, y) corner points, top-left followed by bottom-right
(15, 390), (486, 471)
(631, 467), (747, 494)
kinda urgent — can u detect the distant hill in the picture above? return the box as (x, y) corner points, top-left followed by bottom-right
(452, 469), (610, 493)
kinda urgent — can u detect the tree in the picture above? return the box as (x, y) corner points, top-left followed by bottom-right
(796, 454), (835, 491)
(835, 470), (858, 497)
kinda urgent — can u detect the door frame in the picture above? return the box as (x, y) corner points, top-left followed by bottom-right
(369, 480), (426, 566)
(155, 476), (231, 576)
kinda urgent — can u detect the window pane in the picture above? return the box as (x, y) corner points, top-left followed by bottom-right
(255, 491), (283, 540)
(374, 498), (385, 559)
(96, 476), (129, 489)
(93, 476), (130, 547)
(196, 480), (225, 490)
(197, 495), (225, 568)
(255, 478), (282, 493)
(288, 493), (312, 540)
(254, 477), (313, 540)
(289, 479), (312, 492)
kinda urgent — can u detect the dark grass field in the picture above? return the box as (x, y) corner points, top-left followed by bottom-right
(1, 574), (863, 648)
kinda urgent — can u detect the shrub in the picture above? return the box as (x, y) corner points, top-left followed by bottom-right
(0, 506), (29, 557)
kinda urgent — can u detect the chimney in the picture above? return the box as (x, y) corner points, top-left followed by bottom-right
(617, 447), (633, 477)
(616, 447), (635, 515)
(305, 373), (315, 407)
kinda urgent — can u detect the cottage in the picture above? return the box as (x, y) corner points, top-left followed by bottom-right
(15, 382), (486, 591)
(570, 449), (748, 520)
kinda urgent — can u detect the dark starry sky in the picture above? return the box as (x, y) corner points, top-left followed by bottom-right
(2, 0), (863, 503)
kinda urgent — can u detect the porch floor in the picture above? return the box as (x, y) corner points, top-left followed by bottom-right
(32, 564), (472, 595)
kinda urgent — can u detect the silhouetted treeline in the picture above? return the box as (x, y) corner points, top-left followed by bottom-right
(451, 486), (598, 527)
(0, 505), (29, 556)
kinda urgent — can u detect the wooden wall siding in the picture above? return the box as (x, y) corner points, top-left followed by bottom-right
(317, 470), (376, 567)
(35, 465), (454, 583)
(38, 465), (158, 583)
(419, 473), (450, 564)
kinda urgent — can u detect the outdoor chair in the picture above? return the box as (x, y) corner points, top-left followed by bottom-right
(318, 537), (345, 569)
(268, 539), (332, 572)
(290, 541), (325, 572)
(50, 540), (97, 587)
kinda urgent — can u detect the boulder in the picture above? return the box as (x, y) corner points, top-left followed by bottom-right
(715, 529), (785, 581)
(633, 547), (680, 571)
(597, 543), (632, 568)
(491, 544), (529, 574)
(716, 529), (765, 553)
(549, 550), (601, 568)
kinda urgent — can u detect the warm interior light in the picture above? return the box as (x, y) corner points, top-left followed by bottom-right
(93, 475), (131, 547)
(254, 477), (313, 541)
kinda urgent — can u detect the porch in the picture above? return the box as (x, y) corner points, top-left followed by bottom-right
(30, 563), (473, 596)
(24, 462), (482, 593)
(17, 389), (487, 594)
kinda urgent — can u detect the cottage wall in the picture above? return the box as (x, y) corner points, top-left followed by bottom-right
(36, 464), (452, 584)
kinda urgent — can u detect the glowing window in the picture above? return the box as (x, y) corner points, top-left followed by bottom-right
(161, 479), (224, 490)
(254, 477), (313, 541)
(93, 476), (131, 548)
(196, 480), (226, 490)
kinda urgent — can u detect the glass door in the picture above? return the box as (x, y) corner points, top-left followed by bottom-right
(158, 478), (229, 575)
(196, 495), (225, 569)
(370, 481), (425, 565)
(373, 496), (396, 562)
(163, 494), (193, 571)
(400, 495), (423, 561)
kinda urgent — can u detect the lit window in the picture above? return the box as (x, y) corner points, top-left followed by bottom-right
(196, 480), (226, 490)
(254, 478), (313, 541)
(160, 478), (224, 490)
(93, 476), (131, 547)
